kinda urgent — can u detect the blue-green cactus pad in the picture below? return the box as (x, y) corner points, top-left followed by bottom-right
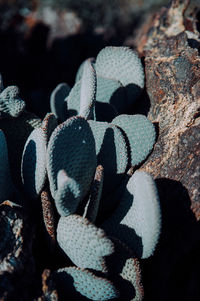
(53, 266), (119, 301)
(0, 86), (25, 118)
(47, 116), (97, 202)
(57, 215), (114, 272)
(102, 171), (161, 259)
(41, 113), (58, 143)
(89, 120), (128, 198)
(65, 81), (81, 118)
(21, 127), (47, 199)
(50, 83), (70, 122)
(112, 114), (156, 166)
(79, 58), (96, 119)
(0, 130), (14, 203)
(75, 57), (95, 83)
(54, 170), (81, 216)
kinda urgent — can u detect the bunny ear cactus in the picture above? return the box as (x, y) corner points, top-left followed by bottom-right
(112, 114), (156, 166)
(83, 165), (104, 223)
(0, 85), (25, 118)
(50, 83), (70, 122)
(0, 130), (15, 203)
(95, 46), (144, 112)
(21, 113), (57, 200)
(102, 171), (161, 259)
(65, 81), (81, 118)
(54, 170), (81, 216)
(75, 57), (95, 83)
(79, 58), (96, 120)
(21, 127), (47, 199)
(53, 266), (118, 301)
(57, 214), (114, 272)
(47, 116), (97, 212)
(88, 120), (128, 200)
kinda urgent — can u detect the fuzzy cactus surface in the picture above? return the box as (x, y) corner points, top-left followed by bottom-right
(102, 171), (161, 259)
(50, 83), (71, 122)
(47, 116), (97, 210)
(57, 214), (114, 272)
(53, 266), (118, 301)
(112, 114), (156, 166)
(0, 86), (25, 118)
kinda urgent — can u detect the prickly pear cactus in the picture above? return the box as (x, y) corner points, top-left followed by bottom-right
(53, 266), (118, 301)
(21, 113), (57, 199)
(21, 127), (47, 199)
(57, 214), (114, 272)
(79, 58), (96, 119)
(47, 116), (97, 209)
(54, 170), (81, 216)
(50, 83), (70, 122)
(88, 120), (128, 198)
(95, 46), (144, 110)
(102, 171), (161, 259)
(112, 114), (156, 166)
(0, 85), (25, 118)
(75, 57), (95, 83)
(0, 130), (15, 203)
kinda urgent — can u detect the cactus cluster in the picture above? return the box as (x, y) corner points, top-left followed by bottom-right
(0, 46), (161, 300)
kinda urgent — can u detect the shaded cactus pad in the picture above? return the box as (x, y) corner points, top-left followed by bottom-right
(57, 215), (114, 272)
(53, 267), (119, 301)
(50, 83), (70, 122)
(47, 116), (97, 202)
(0, 85), (25, 118)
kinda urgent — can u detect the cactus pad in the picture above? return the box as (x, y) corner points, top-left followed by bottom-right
(50, 83), (70, 122)
(21, 127), (47, 199)
(41, 113), (58, 143)
(47, 116), (97, 202)
(75, 57), (95, 83)
(0, 86), (25, 118)
(102, 171), (161, 259)
(65, 81), (81, 118)
(53, 266), (119, 301)
(79, 58), (96, 119)
(57, 215), (114, 272)
(112, 114), (156, 166)
(0, 130), (14, 203)
(54, 170), (81, 216)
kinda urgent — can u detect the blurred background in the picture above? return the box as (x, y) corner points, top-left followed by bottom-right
(0, 0), (198, 117)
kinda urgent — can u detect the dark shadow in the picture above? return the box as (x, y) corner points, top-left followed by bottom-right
(142, 178), (200, 301)
(130, 88), (151, 116)
(95, 101), (117, 122)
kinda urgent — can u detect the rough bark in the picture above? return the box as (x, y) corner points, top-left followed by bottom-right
(134, 1), (200, 300)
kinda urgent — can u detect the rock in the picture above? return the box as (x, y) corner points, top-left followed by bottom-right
(0, 201), (36, 300)
(135, 1), (200, 300)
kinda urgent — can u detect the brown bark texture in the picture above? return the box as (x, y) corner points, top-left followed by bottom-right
(133, 1), (200, 300)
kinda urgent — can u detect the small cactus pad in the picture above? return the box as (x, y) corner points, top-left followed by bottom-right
(57, 215), (114, 272)
(95, 47), (144, 106)
(0, 86), (25, 118)
(0, 130), (14, 203)
(54, 170), (81, 216)
(53, 266), (119, 301)
(102, 171), (161, 259)
(75, 57), (95, 83)
(65, 81), (81, 118)
(112, 114), (156, 166)
(41, 113), (58, 143)
(21, 127), (47, 199)
(47, 116), (97, 201)
(83, 165), (104, 223)
(50, 83), (70, 122)
(79, 58), (96, 119)
(95, 46), (144, 89)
